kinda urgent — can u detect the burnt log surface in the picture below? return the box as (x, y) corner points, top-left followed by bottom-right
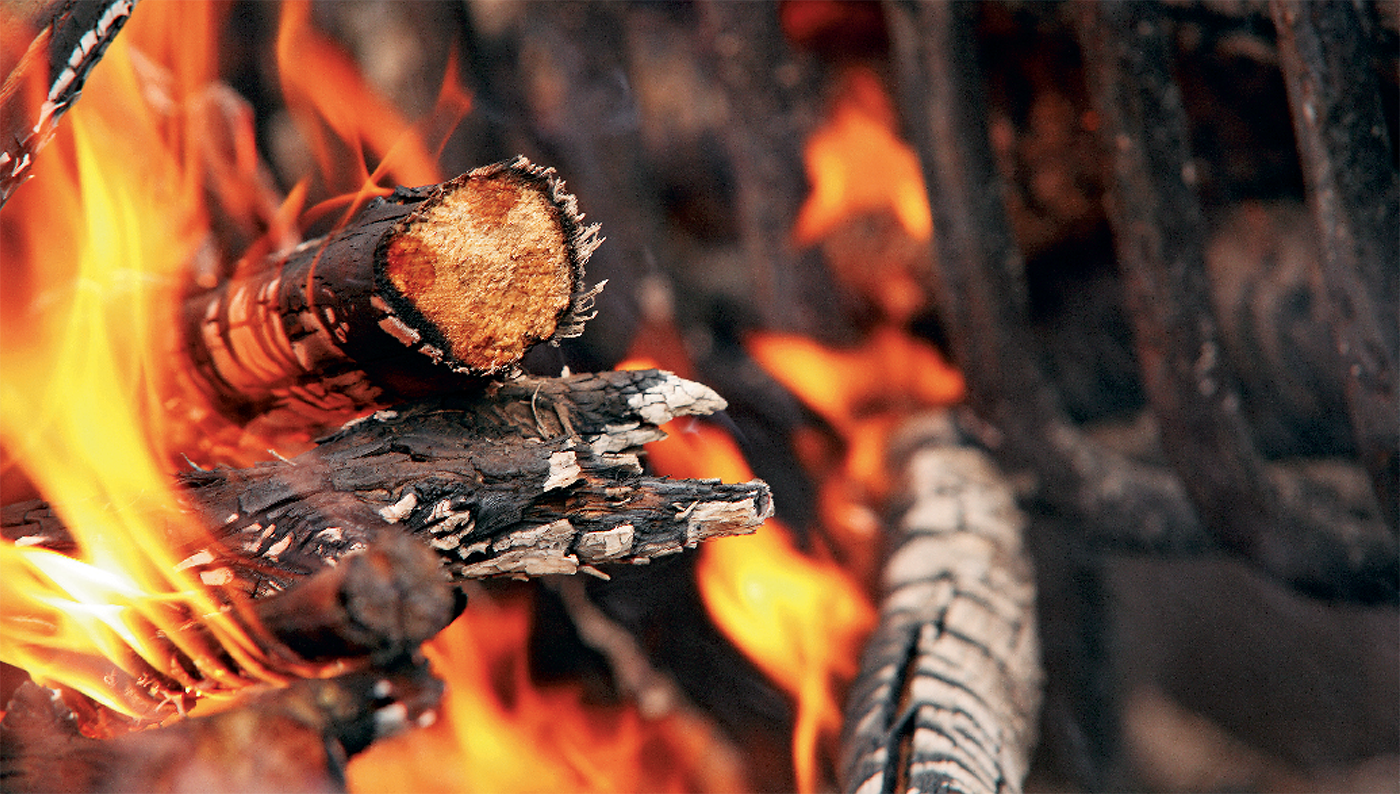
(3, 370), (772, 598)
(0, 654), (442, 794)
(842, 414), (1041, 794)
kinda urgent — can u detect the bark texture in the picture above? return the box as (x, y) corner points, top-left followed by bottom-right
(843, 414), (1041, 794)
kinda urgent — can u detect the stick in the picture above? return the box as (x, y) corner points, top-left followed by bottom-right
(3, 370), (772, 597)
(1271, 0), (1399, 531)
(183, 156), (603, 432)
(842, 414), (1041, 794)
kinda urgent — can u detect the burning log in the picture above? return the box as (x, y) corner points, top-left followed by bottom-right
(842, 414), (1041, 794)
(4, 370), (772, 597)
(0, 653), (443, 793)
(183, 157), (603, 432)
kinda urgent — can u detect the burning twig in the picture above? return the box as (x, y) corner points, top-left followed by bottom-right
(0, 0), (137, 206)
(184, 157), (603, 433)
(842, 414), (1041, 794)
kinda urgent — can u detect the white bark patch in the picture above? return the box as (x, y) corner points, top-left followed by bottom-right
(626, 373), (727, 425)
(543, 451), (582, 491)
(576, 524), (635, 561)
(378, 491), (419, 523)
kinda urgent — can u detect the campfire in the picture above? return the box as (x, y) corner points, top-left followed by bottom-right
(2, 1), (1396, 793)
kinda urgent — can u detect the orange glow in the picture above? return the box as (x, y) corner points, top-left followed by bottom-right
(619, 375), (877, 794)
(276, 0), (470, 217)
(348, 597), (746, 794)
(0, 10), (315, 722)
(745, 327), (963, 580)
(793, 66), (931, 245)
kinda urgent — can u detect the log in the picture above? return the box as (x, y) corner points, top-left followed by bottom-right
(3, 370), (772, 597)
(0, 653), (443, 793)
(842, 414), (1041, 794)
(183, 156), (603, 432)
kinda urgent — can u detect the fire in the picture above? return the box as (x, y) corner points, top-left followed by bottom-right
(618, 358), (876, 794)
(348, 595), (745, 794)
(276, 0), (470, 221)
(793, 66), (931, 246)
(0, 5), (312, 724)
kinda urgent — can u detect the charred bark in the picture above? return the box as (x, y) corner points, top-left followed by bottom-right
(3, 370), (772, 597)
(0, 654), (442, 793)
(183, 157), (603, 433)
(842, 414), (1041, 794)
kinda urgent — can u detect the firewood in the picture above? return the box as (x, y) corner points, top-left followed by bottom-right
(842, 414), (1041, 794)
(0, 654), (443, 793)
(183, 156), (603, 432)
(3, 370), (772, 598)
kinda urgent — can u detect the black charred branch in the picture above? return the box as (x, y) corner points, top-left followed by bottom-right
(885, 0), (1397, 604)
(3, 370), (772, 599)
(1271, 0), (1400, 531)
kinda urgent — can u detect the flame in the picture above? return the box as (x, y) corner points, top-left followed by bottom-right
(0, 5), (315, 723)
(794, 66), (931, 246)
(619, 359), (876, 794)
(348, 596), (746, 794)
(275, 0), (471, 222)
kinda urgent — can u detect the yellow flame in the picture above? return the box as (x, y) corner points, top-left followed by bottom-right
(0, 22), (303, 721)
(614, 364), (877, 794)
(794, 66), (931, 245)
(348, 599), (746, 793)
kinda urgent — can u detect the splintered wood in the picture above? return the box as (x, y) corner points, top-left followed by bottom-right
(842, 415), (1041, 794)
(184, 156), (603, 431)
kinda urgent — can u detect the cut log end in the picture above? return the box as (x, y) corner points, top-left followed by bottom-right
(379, 157), (604, 376)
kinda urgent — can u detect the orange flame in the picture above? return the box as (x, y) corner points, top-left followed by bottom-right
(794, 66), (931, 246)
(275, 0), (471, 225)
(618, 358), (876, 794)
(348, 596), (746, 794)
(0, 5), (313, 722)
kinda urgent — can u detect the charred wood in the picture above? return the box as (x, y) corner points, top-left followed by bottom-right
(3, 370), (772, 597)
(183, 157), (602, 433)
(698, 0), (846, 338)
(886, 0), (1397, 604)
(1271, 0), (1400, 531)
(886, 1), (1200, 554)
(842, 414), (1041, 794)
(0, 653), (441, 793)
(0, 0), (137, 206)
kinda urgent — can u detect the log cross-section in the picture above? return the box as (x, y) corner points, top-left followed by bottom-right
(184, 156), (604, 432)
(842, 415), (1041, 794)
